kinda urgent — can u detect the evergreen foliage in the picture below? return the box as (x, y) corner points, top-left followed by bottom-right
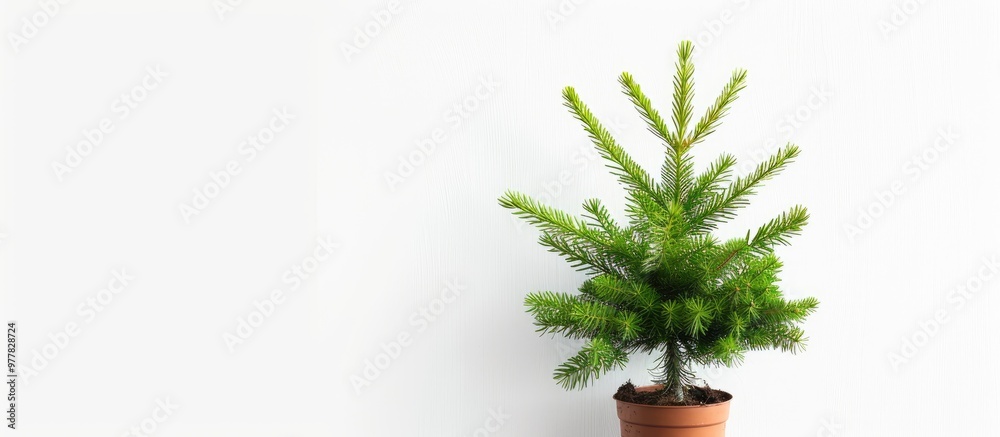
(500, 41), (818, 403)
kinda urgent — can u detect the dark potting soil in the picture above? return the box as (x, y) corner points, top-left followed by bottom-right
(613, 381), (733, 406)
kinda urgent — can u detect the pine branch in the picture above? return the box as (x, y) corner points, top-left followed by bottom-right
(772, 325), (808, 353)
(682, 297), (714, 337)
(581, 198), (625, 239)
(684, 153), (737, 211)
(640, 199), (687, 257)
(570, 300), (638, 339)
(618, 311), (642, 341)
(500, 190), (627, 275)
(739, 254), (782, 287)
(727, 312), (747, 337)
(651, 232), (717, 266)
(524, 290), (644, 343)
(709, 334), (745, 366)
(661, 42), (698, 208)
(670, 41), (696, 145)
(580, 199), (648, 275)
(719, 253), (781, 300)
(663, 151), (696, 205)
(618, 72), (677, 149)
(690, 69), (747, 145)
(525, 291), (588, 337)
(756, 296), (819, 325)
(554, 337), (629, 390)
(788, 297), (820, 320)
(625, 188), (670, 230)
(691, 145), (801, 233)
(539, 232), (622, 276)
(745, 325), (808, 354)
(712, 205), (808, 277)
(500, 191), (604, 241)
(749, 205), (809, 254)
(562, 87), (662, 203)
(580, 275), (658, 311)
(711, 234), (752, 274)
(661, 300), (682, 332)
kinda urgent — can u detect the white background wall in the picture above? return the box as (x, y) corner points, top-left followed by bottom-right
(2, 0), (998, 436)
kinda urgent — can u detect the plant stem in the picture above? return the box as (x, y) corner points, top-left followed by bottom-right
(654, 342), (692, 403)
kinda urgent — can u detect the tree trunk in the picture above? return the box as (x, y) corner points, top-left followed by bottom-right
(655, 342), (692, 404)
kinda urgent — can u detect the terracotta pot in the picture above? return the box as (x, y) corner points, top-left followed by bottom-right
(615, 385), (732, 437)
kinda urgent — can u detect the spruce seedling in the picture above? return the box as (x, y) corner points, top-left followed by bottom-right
(500, 41), (817, 403)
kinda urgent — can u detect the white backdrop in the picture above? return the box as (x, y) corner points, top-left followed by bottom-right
(2, 1), (999, 436)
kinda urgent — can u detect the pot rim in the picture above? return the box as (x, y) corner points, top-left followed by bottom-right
(613, 384), (733, 409)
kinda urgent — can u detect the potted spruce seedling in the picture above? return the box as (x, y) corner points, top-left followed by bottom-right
(500, 41), (818, 436)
